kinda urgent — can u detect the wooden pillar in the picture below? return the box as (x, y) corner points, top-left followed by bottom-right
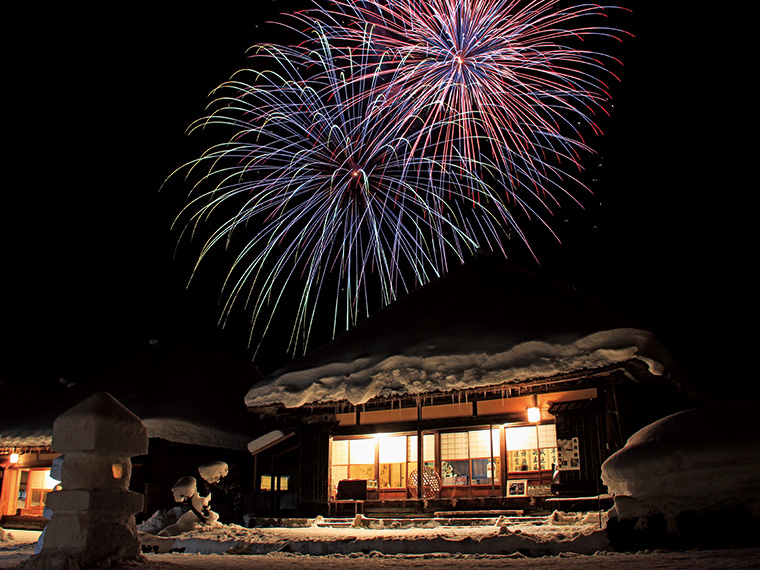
(416, 398), (423, 501)
(489, 423), (495, 495)
(499, 425), (507, 494)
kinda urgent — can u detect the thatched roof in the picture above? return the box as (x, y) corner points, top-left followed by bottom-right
(246, 255), (678, 410)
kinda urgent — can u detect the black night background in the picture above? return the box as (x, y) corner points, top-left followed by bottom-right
(3, 2), (750, 402)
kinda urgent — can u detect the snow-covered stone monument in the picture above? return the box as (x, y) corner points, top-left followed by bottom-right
(22, 392), (148, 569)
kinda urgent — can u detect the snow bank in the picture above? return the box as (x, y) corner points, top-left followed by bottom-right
(246, 328), (663, 408)
(602, 400), (760, 523)
(138, 507), (184, 535)
(199, 462), (229, 484)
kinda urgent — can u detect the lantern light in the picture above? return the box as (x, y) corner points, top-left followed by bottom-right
(527, 407), (541, 423)
(9, 452), (20, 464)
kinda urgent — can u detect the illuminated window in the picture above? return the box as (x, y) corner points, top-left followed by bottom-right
(6, 468), (58, 515)
(330, 433), (436, 496)
(349, 438), (375, 464)
(441, 429), (499, 485)
(348, 438), (375, 481)
(330, 439), (349, 492)
(505, 425), (557, 472)
(260, 475), (289, 492)
(469, 429), (501, 485)
(330, 437), (375, 495)
(379, 435), (406, 488)
(407, 433), (435, 465)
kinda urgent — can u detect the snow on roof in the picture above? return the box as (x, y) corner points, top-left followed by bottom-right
(247, 429), (294, 455)
(142, 418), (251, 451)
(246, 256), (676, 409)
(0, 429), (53, 449)
(0, 380), (71, 449)
(1, 415), (253, 453)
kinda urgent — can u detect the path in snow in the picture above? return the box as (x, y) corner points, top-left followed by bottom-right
(6, 549), (759, 570)
(3, 529), (760, 570)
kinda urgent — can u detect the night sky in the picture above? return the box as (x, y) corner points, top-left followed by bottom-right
(4, 3), (749, 400)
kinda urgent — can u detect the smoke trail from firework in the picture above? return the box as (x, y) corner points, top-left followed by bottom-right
(171, 31), (518, 355)
(303, 0), (627, 219)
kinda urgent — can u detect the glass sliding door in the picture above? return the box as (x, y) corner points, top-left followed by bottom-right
(379, 435), (407, 489)
(329, 437), (376, 498)
(469, 429), (501, 486)
(330, 433), (436, 499)
(440, 428), (501, 495)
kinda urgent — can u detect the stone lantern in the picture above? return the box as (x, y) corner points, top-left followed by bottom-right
(22, 392), (149, 569)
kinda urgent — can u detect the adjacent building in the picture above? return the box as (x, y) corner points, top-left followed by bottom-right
(0, 341), (260, 528)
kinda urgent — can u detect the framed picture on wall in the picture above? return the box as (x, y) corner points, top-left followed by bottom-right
(507, 479), (527, 497)
(557, 437), (580, 471)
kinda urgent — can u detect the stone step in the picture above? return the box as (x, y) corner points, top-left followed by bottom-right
(313, 515), (548, 528)
(434, 510), (525, 517)
(315, 519), (355, 528)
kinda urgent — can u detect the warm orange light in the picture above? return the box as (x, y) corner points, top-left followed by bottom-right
(527, 407), (541, 423)
(112, 463), (124, 479)
(9, 453), (19, 464)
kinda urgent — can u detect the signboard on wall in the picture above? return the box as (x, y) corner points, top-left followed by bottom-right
(557, 437), (580, 471)
(527, 484), (551, 497)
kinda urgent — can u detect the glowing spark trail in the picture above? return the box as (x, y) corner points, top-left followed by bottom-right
(170, 1), (628, 357)
(171, 32), (517, 355)
(303, 0), (627, 216)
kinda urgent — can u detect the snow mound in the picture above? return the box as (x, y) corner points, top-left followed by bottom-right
(602, 400), (760, 523)
(199, 461), (229, 484)
(137, 507), (184, 535)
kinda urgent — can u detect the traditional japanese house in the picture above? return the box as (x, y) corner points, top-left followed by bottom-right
(244, 255), (685, 517)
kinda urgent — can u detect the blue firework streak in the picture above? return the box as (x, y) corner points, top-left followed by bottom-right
(171, 31), (518, 355)
(301, 0), (627, 223)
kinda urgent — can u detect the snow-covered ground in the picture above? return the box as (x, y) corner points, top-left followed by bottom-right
(0, 529), (40, 568)
(3, 518), (760, 570)
(138, 512), (609, 557)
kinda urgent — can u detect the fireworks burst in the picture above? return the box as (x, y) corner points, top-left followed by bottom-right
(170, 1), (628, 356)
(171, 31), (517, 355)
(303, 0), (627, 217)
